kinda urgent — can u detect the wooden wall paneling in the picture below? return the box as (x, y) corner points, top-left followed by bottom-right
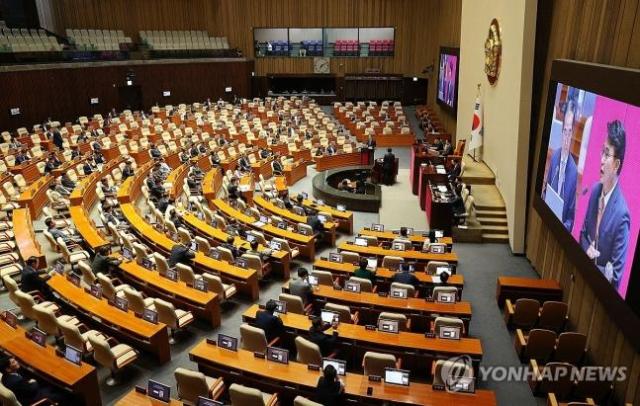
(526, 0), (640, 403)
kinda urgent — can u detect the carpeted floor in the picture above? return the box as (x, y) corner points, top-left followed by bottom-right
(0, 105), (544, 405)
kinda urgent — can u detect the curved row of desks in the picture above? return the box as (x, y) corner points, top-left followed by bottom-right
(337, 241), (458, 269)
(118, 161), (260, 300)
(190, 344), (495, 406)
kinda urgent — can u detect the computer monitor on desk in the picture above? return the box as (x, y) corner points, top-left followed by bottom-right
(321, 310), (339, 324)
(266, 347), (289, 364)
(65, 345), (83, 365)
(384, 368), (410, 386)
(322, 358), (346, 376)
(366, 257), (377, 271)
(439, 326), (461, 340)
(372, 223), (384, 231)
(354, 237), (368, 247)
(148, 380), (170, 403)
(378, 318), (399, 333)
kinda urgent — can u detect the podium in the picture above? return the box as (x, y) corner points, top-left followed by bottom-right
(360, 147), (375, 165)
(372, 157), (399, 185)
(425, 181), (454, 234)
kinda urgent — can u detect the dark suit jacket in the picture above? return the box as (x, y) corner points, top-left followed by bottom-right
(168, 245), (196, 267)
(255, 310), (284, 342)
(393, 271), (420, 289)
(545, 149), (578, 231)
(21, 265), (45, 293)
(383, 152), (395, 170)
(579, 182), (630, 289)
(52, 132), (63, 149)
(1, 371), (41, 405)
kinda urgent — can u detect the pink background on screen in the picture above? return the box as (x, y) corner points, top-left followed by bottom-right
(571, 95), (640, 297)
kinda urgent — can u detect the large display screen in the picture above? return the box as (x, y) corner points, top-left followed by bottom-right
(436, 47), (459, 113)
(536, 60), (640, 332)
(540, 82), (640, 299)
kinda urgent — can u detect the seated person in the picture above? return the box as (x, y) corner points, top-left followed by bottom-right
(14, 149), (30, 165)
(93, 151), (105, 165)
(272, 155), (284, 176)
(392, 265), (420, 290)
(353, 257), (376, 284)
(289, 267), (313, 305)
(150, 144), (162, 158)
(54, 178), (72, 197)
(168, 208), (185, 230)
(227, 177), (241, 200)
(180, 150), (191, 164)
(315, 364), (345, 406)
(326, 142), (337, 155)
(91, 246), (122, 274)
(60, 172), (76, 189)
(147, 176), (166, 201)
(82, 159), (95, 175)
(46, 218), (81, 245)
(20, 256), (51, 295)
(100, 178), (116, 197)
(122, 160), (135, 179)
(309, 317), (338, 357)
(441, 139), (453, 156)
(237, 154), (251, 172)
(1, 356), (65, 404)
(439, 271), (450, 286)
(256, 299), (285, 342)
(221, 235), (241, 258)
(315, 146), (326, 157)
(103, 204), (126, 228)
(397, 227), (412, 243)
(168, 243), (196, 267)
(259, 148), (271, 160)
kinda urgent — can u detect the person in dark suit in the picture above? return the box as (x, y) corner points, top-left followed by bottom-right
(272, 157), (284, 176)
(20, 257), (50, 295)
(150, 144), (162, 159)
(0, 356), (65, 404)
(314, 364), (345, 405)
(221, 236), (241, 258)
(122, 161), (135, 179)
(382, 148), (396, 185)
(326, 142), (337, 155)
(52, 130), (64, 149)
(432, 138), (444, 151)
(579, 120), (630, 289)
(308, 317), (337, 357)
(449, 159), (462, 183)
(543, 98), (579, 231)
(255, 299), (285, 342)
(91, 246), (121, 274)
(14, 149), (30, 165)
(210, 151), (221, 167)
(441, 139), (453, 156)
(227, 177), (240, 200)
(393, 266), (420, 289)
(168, 243), (196, 267)
(237, 154), (251, 172)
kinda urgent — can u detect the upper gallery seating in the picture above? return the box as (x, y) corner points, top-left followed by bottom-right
(0, 28), (62, 54)
(65, 29), (132, 52)
(140, 30), (230, 54)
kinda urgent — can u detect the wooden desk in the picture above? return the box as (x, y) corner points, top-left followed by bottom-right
(282, 282), (472, 332)
(312, 259), (464, 295)
(253, 194), (337, 246)
(182, 212), (291, 279)
(239, 174), (255, 205)
(212, 198), (315, 260)
(121, 203), (260, 301)
(190, 344), (496, 406)
(17, 175), (53, 218)
(314, 151), (363, 172)
(118, 259), (221, 328)
(10, 158), (43, 183)
(294, 194), (354, 234)
(70, 205), (110, 251)
(283, 162), (307, 186)
(496, 277), (563, 307)
(115, 390), (183, 405)
(0, 320), (101, 406)
(242, 304), (482, 375)
(338, 241), (458, 269)
(12, 208), (46, 269)
(425, 182), (454, 235)
(47, 274), (171, 363)
(358, 228), (453, 246)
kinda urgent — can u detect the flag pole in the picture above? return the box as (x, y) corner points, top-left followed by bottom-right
(470, 83), (481, 162)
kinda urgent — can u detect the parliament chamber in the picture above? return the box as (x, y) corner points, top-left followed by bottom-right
(0, 1), (638, 406)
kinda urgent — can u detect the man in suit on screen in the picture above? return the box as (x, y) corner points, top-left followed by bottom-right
(544, 98), (579, 231)
(579, 120), (630, 289)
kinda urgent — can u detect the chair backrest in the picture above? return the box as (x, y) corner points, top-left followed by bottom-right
(554, 332), (587, 364)
(32, 304), (60, 336)
(426, 260), (449, 275)
(381, 255), (404, 270)
(153, 253), (171, 275)
(229, 383), (267, 406)
(348, 276), (373, 292)
(538, 362), (576, 399)
(363, 351), (396, 376)
(311, 270), (333, 286)
(378, 312), (408, 331)
(59, 319), (89, 353)
(524, 329), (557, 362)
(295, 336), (322, 365)
(432, 359), (474, 387)
(123, 287), (148, 315)
(78, 260), (97, 286)
(324, 303), (353, 323)
(340, 251), (360, 265)
(133, 243), (149, 265)
(194, 236), (211, 253)
(15, 290), (37, 320)
(390, 281), (415, 297)
(216, 247), (235, 263)
(97, 273), (118, 301)
(433, 316), (464, 335)
(0, 381), (20, 406)
(279, 293), (305, 314)
(294, 395), (323, 406)
(176, 263), (196, 285)
(538, 301), (568, 332)
(241, 254), (263, 277)
(87, 334), (115, 369)
(174, 367), (209, 404)
(240, 323), (268, 353)
(513, 298), (541, 329)
(154, 298), (178, 328)
(177, 227), (191, 246)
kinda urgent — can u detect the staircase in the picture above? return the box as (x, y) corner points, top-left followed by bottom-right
(459, 156), (510, 244)
(476, 205), (509, 243)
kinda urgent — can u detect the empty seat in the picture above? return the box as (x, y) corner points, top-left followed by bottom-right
(514, 328), (557, 362)
(279, 292), (311, 315)
(240, 323), (275, 353)
(432, 358), (474, 387)
(154, 298), (195, 343)
(324, 302), (358, 324)
(229, 383), (278, 406)
(362, 351), (400, 377)
(174, 367), (224, 405)
(538, 301), (568, 332)
(88, 334), (139, 386)
(504, 298), (540, 330)
(553, 332), (587, 364)
(295, 336), (322, 365)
